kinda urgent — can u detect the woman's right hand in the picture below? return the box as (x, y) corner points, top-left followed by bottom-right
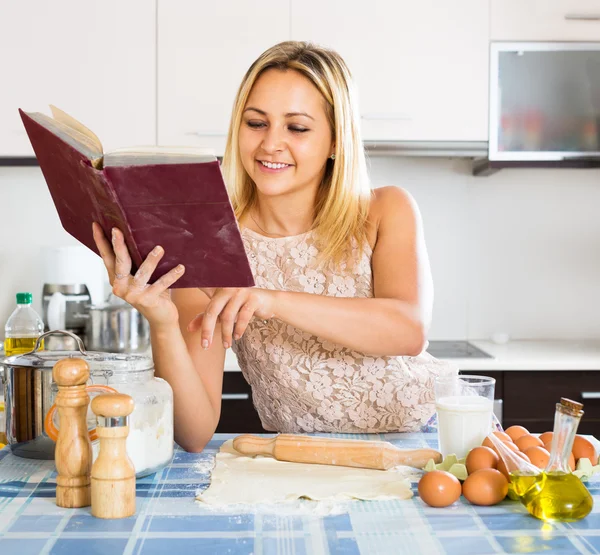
(92, 222), (186, 329)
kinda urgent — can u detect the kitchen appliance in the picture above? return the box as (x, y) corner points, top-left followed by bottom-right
(41, 245), (107, 349)
(43, 283), (91, 334)
(489, 42), (600, 166)
(426, 340), (493, 359)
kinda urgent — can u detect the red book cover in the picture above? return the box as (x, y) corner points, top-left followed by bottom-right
(19, 108), (254, 289)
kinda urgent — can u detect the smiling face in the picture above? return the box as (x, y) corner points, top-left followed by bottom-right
(238, 68), (334, 200)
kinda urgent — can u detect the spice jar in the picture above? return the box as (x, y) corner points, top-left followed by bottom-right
(1, 330), (173, 476)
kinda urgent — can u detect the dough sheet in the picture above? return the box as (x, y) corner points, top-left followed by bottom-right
(196, 439), (413, 505)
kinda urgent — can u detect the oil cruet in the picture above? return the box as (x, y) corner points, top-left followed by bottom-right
(488, 398), (593, 522)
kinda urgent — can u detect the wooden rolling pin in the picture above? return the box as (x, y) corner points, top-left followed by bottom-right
(232, 434), (442, 470)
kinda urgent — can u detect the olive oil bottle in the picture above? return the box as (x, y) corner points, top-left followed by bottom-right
(512, 398), (593, 522)
(3, 293), (44, 356)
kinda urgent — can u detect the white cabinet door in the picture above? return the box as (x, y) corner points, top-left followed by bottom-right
(291, 0), (489, 142)
(491, 0), (600, 41)
(0, 1), (156, 157)
(158, 0), (290, 154)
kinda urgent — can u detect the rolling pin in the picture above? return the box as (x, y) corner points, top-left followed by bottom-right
(232, 434), (442, 470)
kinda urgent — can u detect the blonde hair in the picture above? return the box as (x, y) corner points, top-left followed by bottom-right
(222, 41), (372, 266)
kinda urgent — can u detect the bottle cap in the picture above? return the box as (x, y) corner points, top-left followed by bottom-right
(560, 397), (584, 417)
(16, 292), (32, 305)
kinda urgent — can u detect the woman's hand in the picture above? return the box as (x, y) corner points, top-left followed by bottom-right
(92, 222), (186, 329)
(188, 287), (277, 349)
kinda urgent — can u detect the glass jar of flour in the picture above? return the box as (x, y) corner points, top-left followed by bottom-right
(87, 353), (174, 477)
(2, 332), (174, 476)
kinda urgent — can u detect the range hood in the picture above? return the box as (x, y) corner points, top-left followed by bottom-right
(488, 41), (600, 169)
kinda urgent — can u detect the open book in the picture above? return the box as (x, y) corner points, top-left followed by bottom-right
(19, 106), (254, 288)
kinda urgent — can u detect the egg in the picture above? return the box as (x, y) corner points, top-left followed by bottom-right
(418, 470), (462, 508)
(466, 446), (499, 474)
(543, 442), (577, 470)
(505, 425), (529, 442)
(522, 445), (550, 469)
(482, 435), (517, 451)
(539, 431), (553, 445)
(462, 468), (508, 506)
(515, 434), (544, 452)
(572, 435), (598, 463)
(497, 451), (531, 479)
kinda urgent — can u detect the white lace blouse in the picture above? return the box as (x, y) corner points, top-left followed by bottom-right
(231, 227), (457, 433)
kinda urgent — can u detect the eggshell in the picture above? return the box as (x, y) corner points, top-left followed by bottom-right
(515, 434), (544, 452)
(572, 436), (598, 463)
(462, 468), (508, 506)
(522, 446), (550, 469)
(418, 470), (462, 508)
(497, 451), (531, 479)
(466, 446), (499, 474)
(539, 432), (553, 445)
(505, 426), (529, 442)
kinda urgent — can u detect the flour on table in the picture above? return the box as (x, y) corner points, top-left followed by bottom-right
(196, 439), (414, 507)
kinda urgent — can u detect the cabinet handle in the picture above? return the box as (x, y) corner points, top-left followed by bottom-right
(565, 13), (600, 21)
(221, 393), (250, 400)
(184, 131), (227, 137)
(361, 113), (412, 121)
(581, 392), (600, 400)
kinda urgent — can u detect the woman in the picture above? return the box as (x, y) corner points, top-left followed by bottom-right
(92, 41), (456, 452)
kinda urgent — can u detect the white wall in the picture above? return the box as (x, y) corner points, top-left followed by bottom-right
(368, 157), (600, 340)
(2, 160), (600, 342)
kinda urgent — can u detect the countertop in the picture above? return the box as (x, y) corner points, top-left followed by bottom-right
(224, 340), (600, 372)
(1, 433), (599, 555)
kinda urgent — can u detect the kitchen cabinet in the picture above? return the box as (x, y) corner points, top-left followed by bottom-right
(465, 370), (600, 437)
(290, 0), (490, 142)
(491, 0), (600, 41)
(157, 0), (290, 155)
(0, 0), (156, 157)
(217, 372), (266, 434)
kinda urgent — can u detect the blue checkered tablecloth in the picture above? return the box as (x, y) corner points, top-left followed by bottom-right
(0, 432), (599, 555)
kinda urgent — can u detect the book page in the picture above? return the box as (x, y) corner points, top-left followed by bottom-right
(49, 105), (103, 154)
(24, 111), (104, 166)
(104, 145), (217, 167)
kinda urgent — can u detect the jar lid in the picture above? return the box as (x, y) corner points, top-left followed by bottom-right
(1, 350), (153, 373)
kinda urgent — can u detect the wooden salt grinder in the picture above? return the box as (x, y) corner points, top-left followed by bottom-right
(90, 393), (136, 519)
(53, 358), (93, 508)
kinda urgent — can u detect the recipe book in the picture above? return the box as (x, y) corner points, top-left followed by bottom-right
(19, 106), (254, 288)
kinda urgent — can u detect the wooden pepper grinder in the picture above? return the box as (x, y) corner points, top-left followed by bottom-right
(90, 393), (136, 519)
(52, 358), (93, 508)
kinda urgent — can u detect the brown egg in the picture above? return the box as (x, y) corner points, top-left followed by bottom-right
(462, 468), (508, 506)
(418, 470), (462, 508)
(466, 446), (499, 474)
(498, 451), (531, 479)
(515, 434), (544, 452)
(572, 436), (598, 463)
(505, 425), (529, 442)
(539, 432), (553, 445)
(543, 442), (577, 471)
(523, 446), (550, 469)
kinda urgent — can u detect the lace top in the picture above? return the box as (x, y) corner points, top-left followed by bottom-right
(231, 227), (457, 433)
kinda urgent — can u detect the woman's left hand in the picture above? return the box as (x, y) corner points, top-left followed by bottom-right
(188, 288), (277, 349)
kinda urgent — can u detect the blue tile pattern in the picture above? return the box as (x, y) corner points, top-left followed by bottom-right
(0, 433), (598, 554)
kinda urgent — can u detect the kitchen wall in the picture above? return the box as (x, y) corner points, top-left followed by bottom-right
(1, 160), (600, 342)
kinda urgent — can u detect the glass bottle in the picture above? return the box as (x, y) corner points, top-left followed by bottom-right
(520, 398), (593, 521)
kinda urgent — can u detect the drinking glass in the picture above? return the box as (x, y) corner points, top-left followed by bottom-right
(434, 375), (495, 459)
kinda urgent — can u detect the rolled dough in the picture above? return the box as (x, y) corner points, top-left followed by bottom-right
(196, 439), (413, 505)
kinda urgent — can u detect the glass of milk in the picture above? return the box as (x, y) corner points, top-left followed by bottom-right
(434, 375), (495, 459)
